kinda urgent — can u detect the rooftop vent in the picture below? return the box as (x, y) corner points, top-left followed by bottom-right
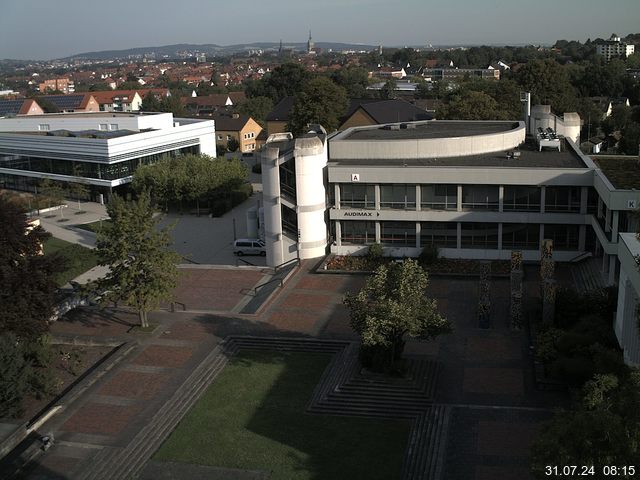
(383, 124), (400, 130)
(400, 123), (416, 129)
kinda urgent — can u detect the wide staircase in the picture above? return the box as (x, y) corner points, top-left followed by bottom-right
(570, 257), (607, 293)
(77, 336), (448, 480)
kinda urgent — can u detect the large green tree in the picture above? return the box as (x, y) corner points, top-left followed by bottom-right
(344, 259), (451, 372)
(94, 192), (180, 328)
(287, 77), (348, 134)
(236, 96), (273, 126)
(515, 59), (577, 113)
(244, 63), (311, 103)
(439, 90), (504, 120)
(531, 371), (640, 477)
(332, 66), (371, 98)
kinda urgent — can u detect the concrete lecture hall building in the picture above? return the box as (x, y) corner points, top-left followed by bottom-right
(260, 115), (640, 366)
(0, 112), (216, 201)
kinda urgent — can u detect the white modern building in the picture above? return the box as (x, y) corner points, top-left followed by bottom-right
(260, 116), (640, 365)
(0, 112), (216, 200)
(596, 34), (635, 62)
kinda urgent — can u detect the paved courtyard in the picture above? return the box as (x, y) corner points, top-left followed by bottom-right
(20, 262), (565, 480)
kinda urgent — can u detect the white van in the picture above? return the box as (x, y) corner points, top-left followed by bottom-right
(233, 238), (266, 256)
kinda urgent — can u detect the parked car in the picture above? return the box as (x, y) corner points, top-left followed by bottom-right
(233, 238), (266, 256)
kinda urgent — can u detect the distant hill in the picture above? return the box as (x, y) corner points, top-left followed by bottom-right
(60, 42), (381, 61)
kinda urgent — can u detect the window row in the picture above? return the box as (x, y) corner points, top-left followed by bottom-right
(339, 221), (580, 250)
(337, 184), (587, 213)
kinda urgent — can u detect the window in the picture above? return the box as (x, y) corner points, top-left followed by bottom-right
(544, 186), (581, 213)
(226, 135), (232, 141)
(461, 223), (499, 249)
(380, 222), (416, 246)
(421, 222), (457, 248)
(462, 185), (499, 211)
(380, 184), (416, 209)
(279, 159), (296, 199)
(38, 124), (50, 131)
(281, 205), (298, 239)
(340, 184), (375, 209)
(341, 221), (376, 244)
(502, 223), (540, 250)
(503, 186), (541, 212)
(110, 124), (118, 131)
(99, 124), (108, 131)
(421, 184), (457, 210)
(217, 135), (222, 140)
(544, 224), (579, 250)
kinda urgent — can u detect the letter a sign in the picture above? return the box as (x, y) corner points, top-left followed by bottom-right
(351, 173), (360, 182)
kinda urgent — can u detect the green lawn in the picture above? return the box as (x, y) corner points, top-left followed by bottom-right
(43, 237), (98, 286)
(154, 351), (410, 480)
(74, 219), (110, 233)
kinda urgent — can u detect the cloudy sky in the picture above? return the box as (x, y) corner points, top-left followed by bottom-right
(1, 0), (639, 60)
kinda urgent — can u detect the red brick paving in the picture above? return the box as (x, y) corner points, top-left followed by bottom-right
(62, 403), (141, 436)
(465, 337), (522, 362)
(160, 320), (215, 342)
(52, 309), (135, 337)
(476, 421), (541, 457)
(280, 292), (334, 309)
(296, 276), (347, 292)
(132, 345), (193, 369)
(267, 311), (323, 334)
(172, 269), (263, 311)
(463, 367), (524, 395)
(99, 370), (172, 400)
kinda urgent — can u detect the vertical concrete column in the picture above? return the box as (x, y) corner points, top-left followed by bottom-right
(456, 222), (462, 249)
(335, 221), (342, 247)
(597, 197), (603, 218)
(580, 186), (588, 215)
(605, 208), (612, 233)
(498, 186), (504, 213)
(608, 255), (617, 285)
(261, 148), (284, 268)
(611, 211), (619, 241)
(415, 185), (421, 212)
(334, 184), (341, 209)
(457, 185), (463, 212)
(538, 224), (545, 258)
(498, 223), (503, 250)
(540, 186), (546, 214)
(375, 221), (381, 244)
(415, 222), (421, 249)
(375, 184), (381, 210)
(578, 225), (586, 251)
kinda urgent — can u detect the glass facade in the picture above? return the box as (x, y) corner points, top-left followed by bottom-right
(279, 159), (296, 200)
(281, 204), (298, 239)
(380, 221), (416, 246)
(544, 186), (581, 213)
(421, 184), (457, 210)
(503, 186), (541, 212)
(340, 184), (375, 209)
(0, 146), (199, 181)
(461, 223), (499, 249)
(421, 222), (457, 248)
(544, 224), (579, 250)
(380, 184), (416, 210)
(462, 185), (499, 211)
(502, 223), (540, 250)
(341, 221), (376, 244)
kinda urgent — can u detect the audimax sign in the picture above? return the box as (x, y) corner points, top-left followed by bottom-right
(342, 211), (380, 217)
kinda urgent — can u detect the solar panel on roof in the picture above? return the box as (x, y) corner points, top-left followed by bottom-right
(0, 100), (24, 116)
(42, 95), (84, 109)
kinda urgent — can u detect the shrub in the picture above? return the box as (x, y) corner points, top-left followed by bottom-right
(367, 243), (384, 260)
(211, 199), (232, 217)
(548, 356), (595, 387)
(418, 244), (439, 265)
(230, 183), (253, 207)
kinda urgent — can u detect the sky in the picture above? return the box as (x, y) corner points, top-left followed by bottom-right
(1, 0), (639, 60)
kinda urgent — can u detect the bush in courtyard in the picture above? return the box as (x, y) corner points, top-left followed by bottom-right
(418, 244), (439, 266)
(367, 243), (384, 260)
(251, 163), (262, 174)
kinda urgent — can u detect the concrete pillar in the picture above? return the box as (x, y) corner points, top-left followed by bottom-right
(456, 222), (462, 249)
(538, 224), (545, 258)
(457, 185), (463, 212)
(540, 186), (546, 213)
(375, 184), (381, 210)
(415, 222), (421, 249)
(597, 196), (603, 218)
(578, 225), (586, 251)
(498, 185), (504, 213)
(334, 184), (341, 209)
(261, 148), (284, 267)
(415, 185), (421, 211)
(580, 186), (588, 215)
(335, 221), (342, 247)
(608, 255), (617, 285)
(612, 211), (619, 241)
(498, 223), (503, 250)
(375, 221), (381, 244)
(605, 208), (612, 233)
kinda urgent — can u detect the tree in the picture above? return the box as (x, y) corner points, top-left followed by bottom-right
(288, 77), (348, 134)
(515, 59), (577, 113)
(0, 194), (63, 338)
(93, 192), (180, 328)
(439, 90), (503, 120)
(344, 259), (451, 372)
(244, 63), (312, 103)
(332, 66), (371, 98)
(236, 96), (273, 126)
(378, 79), (398, 100)
(531, 371), (640, 477)
(39, 178), (65, 210)
(227, 137), (240, 152)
